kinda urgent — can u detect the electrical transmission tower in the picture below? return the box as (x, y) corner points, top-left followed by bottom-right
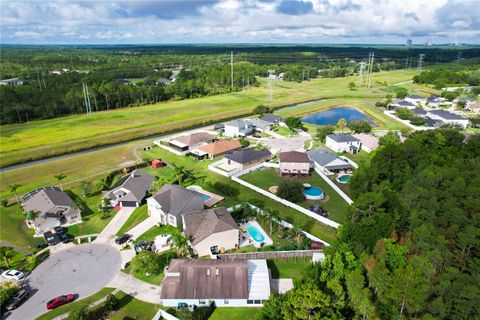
(456, 51), (463, 62)
(417, 54), (425, 72)
(266, 69), (275, 102)
(366, 52), (374, 88)
(230, 51), (234, 89)
(82, 83), (92, 117)
(358, 61), (366, 84)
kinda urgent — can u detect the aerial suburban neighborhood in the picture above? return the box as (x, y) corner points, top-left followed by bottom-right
(0, 1), (479, 320)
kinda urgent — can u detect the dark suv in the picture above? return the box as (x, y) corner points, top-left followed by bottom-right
(53, 226), (65, 235)
(44, 232), (59, 246)
(5, 289), (29, 310)
(115, 234), (132, 245)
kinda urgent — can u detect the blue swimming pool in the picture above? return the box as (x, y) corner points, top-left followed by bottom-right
(301, 107), (375, 126)
(247, 224), (265, 242)
(338, 175), (351, 183)
(202, 194), (212, 202)
(303, 186), (325, 200)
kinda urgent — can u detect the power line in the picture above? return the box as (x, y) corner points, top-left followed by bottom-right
(417, 54), (425, 72)
(366, 52), (374, 88)
(266, 69), (275, 102)
(230, 51), (234, 90)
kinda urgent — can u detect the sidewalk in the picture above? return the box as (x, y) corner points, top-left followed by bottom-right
(107, 271), (162, 304)
(127, 216), (157, 240)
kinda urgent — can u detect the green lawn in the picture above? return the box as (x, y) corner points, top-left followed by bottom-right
(36, 288), (115, 320)
(0, 69), (417, 167)
(141, 147), (338, 243)
(0, 204), (38, 251)
(208, 307), (262, 320)
(134, 225), (178, 243)
(272, 126), (298, 137)
(107, 291), (161, 320)
(241, 168), (350, 223)
(267, 258), (312, 283)
(116, 205), (149, 236)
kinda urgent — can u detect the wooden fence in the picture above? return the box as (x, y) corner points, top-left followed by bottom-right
(217, 249), (322, 260)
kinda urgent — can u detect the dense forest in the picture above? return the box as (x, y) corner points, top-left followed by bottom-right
(413, 63), (480, 89)
(260, 129), (480, 319)
(2, 45), (479, 124)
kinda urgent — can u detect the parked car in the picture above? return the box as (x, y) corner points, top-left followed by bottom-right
(59, 233), (70, 244)
(35, 242), (48, 249)
(115, 234), (132, 245)
(44, 232), (59, 246)
(134, 241), (154, 254)
(1, 270), (25, 281)
(46, 294), (76, 309)
(53, 226), (65, 235)
(5, 289), (29, 310)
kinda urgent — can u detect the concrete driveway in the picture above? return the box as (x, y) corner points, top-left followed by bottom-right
(5, 243), (121, 320)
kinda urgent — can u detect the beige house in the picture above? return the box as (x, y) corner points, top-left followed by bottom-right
(352, 133), (379, 153)
(223, 148), (272, 171)
(279, 151), (310, 176)
(182, 207), (239, 256)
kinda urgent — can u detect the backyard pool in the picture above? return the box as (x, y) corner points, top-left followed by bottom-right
(337, 174), (351, 184)
(301, 107), (375, 126)
(303, 186), (325, 200)
(247, 224), (266, 242)
(202, 194), (212, 202)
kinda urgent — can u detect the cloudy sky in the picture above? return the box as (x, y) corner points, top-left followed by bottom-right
(1, 0), (479, 44)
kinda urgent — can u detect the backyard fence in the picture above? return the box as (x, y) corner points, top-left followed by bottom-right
(313, 165), (353, 205)
(217, 249), (322, 260)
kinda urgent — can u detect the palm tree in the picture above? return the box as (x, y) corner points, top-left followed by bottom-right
(337, 118), (347, 131)
(8, 184), (21, 204)
(54, 174), (67, 189)
(264, 209), (279, 235)
(25, 210), (40, 221)
(96, 177), (110, 191)
(167, 231), (189, 257)
(0, 246), (15, 268)
(171, 164), (197, 186)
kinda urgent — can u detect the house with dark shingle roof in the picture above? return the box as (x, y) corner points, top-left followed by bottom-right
(103, 170), (154, 208)
(147, 184), (204, 227)
(161, 259), (270, 307)
(326, 134), (361, 154)
(182, 207), (239, 256)
(425, 110), (469, 128)
(307, 147), (353, 175)
(411, 108), (428, 117)
(168, 132), (214, 152)
(247, 118), (272, 132)
(405, 95), (427, 106)
(261, 113), (285, 125)
(223, 148), (272, 171)
(22, 186), (82, 235)
(278, 151), (311, 176)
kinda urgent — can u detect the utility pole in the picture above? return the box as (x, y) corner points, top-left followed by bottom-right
(266, 69), (275, 102)
(230, 51), (234, 90)
(417, 54), (425, 72)
(358, 61), (366, 84)
(405, 57), (409, 69)
(367, 52), (374, 88)
(82, 83), (92, 117)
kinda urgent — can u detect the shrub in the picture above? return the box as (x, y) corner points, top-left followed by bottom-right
(66, 304), (89, 320)
(395, 107), (414, 120)
(213, 182), (239, 197)
(0, 199), (7, 207)
(0, 282), (19, 312)
(239, 137), (250, 148)
(315, 126), (335, 143)
(348, 120), (372, 133)
(104, 294), (119, 314)
(410, 116), (426, 126)
(277, 180), (304, 203)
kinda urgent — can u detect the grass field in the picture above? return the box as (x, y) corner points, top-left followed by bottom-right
(208, 307), (262, 320)
(0, 70), (417, 167)
(241, 168), (350, 223)
(267, 258), (312, 284)
(116, 205), (148, 236)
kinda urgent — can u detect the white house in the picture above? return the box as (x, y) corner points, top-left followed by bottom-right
(224, 120), (253, 137)
(427, 96), (449, 108)
(0, 78), (24, 85)
(247, 118), (272, 132)
(352, 133), (379, 153)
(278, 151), (311, 176)
(389, 99), (416, 110)
(453, 97), (477, 109)
(147, 184), (204, 227)
(182, 207), (239, 256)
(161, 259), (270, 307)
(307, 147), (353, 175)
(425, 110), (469, 129)
(326, 134), (361, 154)
(405, 95), (427, 106)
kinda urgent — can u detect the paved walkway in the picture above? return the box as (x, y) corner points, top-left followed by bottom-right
(98, 207), (137, 240)
(127, 216), (157, 240)
(107, 271), (162, 304)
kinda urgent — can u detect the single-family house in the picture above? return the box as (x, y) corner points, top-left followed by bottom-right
(453, 97), (477, 109)
(168, 132), (214, 152)
(425, 110), (469, 128)
(197, 140), (242, 159)
(224, 120), (254, 137)
(326, 134), (361, 154)
(223, 148), (272, 171)
(247, 118), (272, 132)
(465, 102), (480, 114)
(261, 114), (285, 126)
(103, 170), (154, 208)
(147, 184), (204, 227)
(307, 147), (353, 175)
(278, 151), (311, 176)
(183, 207), (239, 256)
(411, 108), (428, 117)
(426, 96), (448, 108)
(389, 99), (416, 110)
(352, 133), (379, 153)
(157, 78), (172, 85)
(405, 95), (427, 106)
(161, 259), (270, 307)
(22, 187), (82, 235)
(0, 78), (24, 85)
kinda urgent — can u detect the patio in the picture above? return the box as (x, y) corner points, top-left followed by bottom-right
(239, 220), (273, 248)
(186, 185), (224, 207)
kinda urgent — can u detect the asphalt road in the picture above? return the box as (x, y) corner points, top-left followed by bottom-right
(4, 243), (121, 320)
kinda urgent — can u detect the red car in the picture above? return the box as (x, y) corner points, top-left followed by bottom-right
(46, 294), (76, 309)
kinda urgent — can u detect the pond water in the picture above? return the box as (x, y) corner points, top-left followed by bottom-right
(301, 107), (375, 126)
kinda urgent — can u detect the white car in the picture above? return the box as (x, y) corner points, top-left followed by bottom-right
(2, 270), (25, 281)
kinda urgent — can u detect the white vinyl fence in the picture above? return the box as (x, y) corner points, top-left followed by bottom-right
(313, 165), (353, 205)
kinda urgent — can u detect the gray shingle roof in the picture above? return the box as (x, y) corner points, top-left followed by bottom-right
(428, 109), (467, 120)
(224, 148), (272, 164)
(183, 207), (238, 245)
(247, 118), (271, 130)
(327, 134), (360, 143)
(407, 94), (425, 99)
(307, 147), (352, 170)
(109, 170), (154, 203)
(171, 132), (213, 147)
(261, 114), (284, 124)
(412, 108), (427, 115)
(397, 100), (415, 107)
(152, 184), (204, 217)
(22, 187), (76, 213)
(225, 119), (251, 129)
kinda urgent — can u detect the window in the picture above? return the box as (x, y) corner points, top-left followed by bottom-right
(210, 245), (218, 254)
(199, 300), (206, 305)
(254, 300), (261, 304)
(224, 299), (229, 305)
(247, 300), (254, 304)
(168, 216), (176, 225)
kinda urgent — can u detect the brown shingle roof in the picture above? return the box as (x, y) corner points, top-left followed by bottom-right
(161, 259), (248, 300)
(198, 140), (242, 156)
(172, 132), (213, 147)
(183, 207), (238, 245)
(279, 151), (310, 163)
